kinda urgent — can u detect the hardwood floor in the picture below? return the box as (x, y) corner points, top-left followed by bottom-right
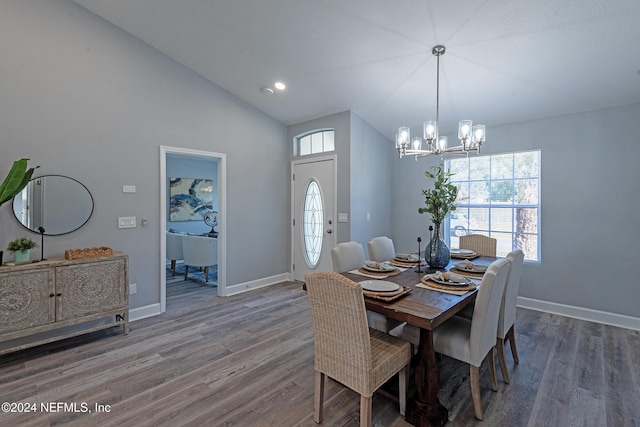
(1, 275), (639, 426)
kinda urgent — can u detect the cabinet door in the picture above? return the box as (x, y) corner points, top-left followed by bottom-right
(55, 258), (126, 321)
(0, 269), (55, 333)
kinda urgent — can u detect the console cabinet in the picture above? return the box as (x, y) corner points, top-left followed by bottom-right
(0, 253), (128, 355)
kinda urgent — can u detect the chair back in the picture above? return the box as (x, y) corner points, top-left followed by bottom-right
(305, 271), (373, 395)
(182, 235), (218, 267)
(459, 233), (497, 257)
(330, 241), (365, 273)
(367, 236), (395, 262)
(469, 258), (510, 366)
(498, 250), (525, 339)
(166, 231), (184, 260)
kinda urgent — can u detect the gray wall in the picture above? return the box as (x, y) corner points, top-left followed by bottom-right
(392, 103), (640, 318)
(1, 0), (288, 309)
(349, 112), (394, 258)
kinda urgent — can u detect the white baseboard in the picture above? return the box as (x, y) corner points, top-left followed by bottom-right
(223, 273), (291, 296)
(129, 303), (162, 322)
(517, 296), (640, 331)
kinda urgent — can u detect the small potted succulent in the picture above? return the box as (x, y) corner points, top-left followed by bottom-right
(7, 237), (38, 263)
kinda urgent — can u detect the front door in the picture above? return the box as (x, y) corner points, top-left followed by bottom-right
(292, 156), (336, 282)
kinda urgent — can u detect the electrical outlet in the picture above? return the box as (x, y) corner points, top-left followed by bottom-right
(129, 283), (137, 295)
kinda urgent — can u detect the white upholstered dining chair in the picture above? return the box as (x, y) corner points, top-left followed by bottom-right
(400, 258), (510, 420)
(166, 231), (184, 276)
(330, 241), (401, 333)
(459, 233), (497, 257)
(305, 271), (412, 427)
(456, 249), (525, 383)
(367, 236), (395, 262)
(181, 235), (218, 282)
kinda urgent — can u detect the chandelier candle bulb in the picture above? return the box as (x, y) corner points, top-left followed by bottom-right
(458, 120), (472, 142)
(437, 136), (448, 151)
(424, 121), (437, 141)
(473, 125), (486, 146)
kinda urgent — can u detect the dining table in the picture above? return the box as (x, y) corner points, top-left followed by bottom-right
(341, 255), (496, 427)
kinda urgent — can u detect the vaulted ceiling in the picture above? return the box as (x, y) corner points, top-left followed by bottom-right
(72, 0), (640, 140)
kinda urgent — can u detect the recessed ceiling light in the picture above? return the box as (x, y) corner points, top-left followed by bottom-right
(274, 81), (286, 90)
(261, 87), (274, 94)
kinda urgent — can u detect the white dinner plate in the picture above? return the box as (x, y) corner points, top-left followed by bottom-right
(428, 276), (474, 287)
(360, 280), (400, 292)
(454, 262), (488, 273)
(450, 249), (475, 255)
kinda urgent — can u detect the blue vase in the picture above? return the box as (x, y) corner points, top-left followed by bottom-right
(425, 224), (450, 269)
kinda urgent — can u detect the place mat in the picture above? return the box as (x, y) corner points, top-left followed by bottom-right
(415, 283), (470, 296)
(450, 253), (480, 260)
(363, 286), (412, 302)
(357, 267), (401, 277)
(450, 267), (485, 278)
(420, 277), (477, 292)
(389, 258), (427, 268)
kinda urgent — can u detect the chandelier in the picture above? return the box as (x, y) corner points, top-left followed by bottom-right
(395, 45), (486, 159)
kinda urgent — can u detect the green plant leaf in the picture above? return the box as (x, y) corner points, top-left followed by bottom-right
(0, 159), (39, 206)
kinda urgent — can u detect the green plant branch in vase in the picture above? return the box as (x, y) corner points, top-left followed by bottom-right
(418, 164), (458, 269)
(0, 158), (39, 207)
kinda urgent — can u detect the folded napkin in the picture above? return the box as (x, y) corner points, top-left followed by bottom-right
(459, 259), (473, 269)
(395, 253), (412, 260)
(365, 260), (392, 271)
(424, 271), (468, 283)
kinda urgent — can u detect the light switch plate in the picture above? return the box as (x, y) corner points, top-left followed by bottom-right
(118, 216), (136, 228)
(123, 185), (136, 193)
(338, 213), (349, 223)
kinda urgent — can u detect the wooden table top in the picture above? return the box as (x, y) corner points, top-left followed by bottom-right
(342, 257), (495, 331)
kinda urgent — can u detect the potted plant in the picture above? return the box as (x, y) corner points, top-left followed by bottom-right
(418, 164), (458, 269)
(7, 237), (38, 263)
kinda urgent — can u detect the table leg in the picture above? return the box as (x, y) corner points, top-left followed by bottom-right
(405, 328), (448, 426)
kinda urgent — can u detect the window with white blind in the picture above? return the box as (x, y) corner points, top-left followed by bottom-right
(445, 150), (541, 261)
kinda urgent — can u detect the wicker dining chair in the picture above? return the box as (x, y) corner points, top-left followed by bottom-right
(330, 242), (401, 333)
(305, 271), (412, 427)
(367, 236), (395, 262)
(459, 233), (497, 257)
(400, 259), (510, 420)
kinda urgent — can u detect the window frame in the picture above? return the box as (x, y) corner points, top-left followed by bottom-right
(295, 129), (335, 157)
(445, 149), (541, 262)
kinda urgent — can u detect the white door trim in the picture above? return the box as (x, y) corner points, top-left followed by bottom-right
(290, 154), (337, 279)
(159, 145), (227, 313)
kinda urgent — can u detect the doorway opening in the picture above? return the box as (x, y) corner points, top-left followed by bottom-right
(160, 146), (227, 313)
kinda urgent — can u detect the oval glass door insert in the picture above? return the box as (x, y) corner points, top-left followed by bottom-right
(303, 179), (324, 267)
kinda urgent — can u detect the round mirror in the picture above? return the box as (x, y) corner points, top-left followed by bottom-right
(12, 175), (94, 236)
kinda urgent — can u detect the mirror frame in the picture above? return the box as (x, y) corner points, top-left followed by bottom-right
(12, 174), (94, 236)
